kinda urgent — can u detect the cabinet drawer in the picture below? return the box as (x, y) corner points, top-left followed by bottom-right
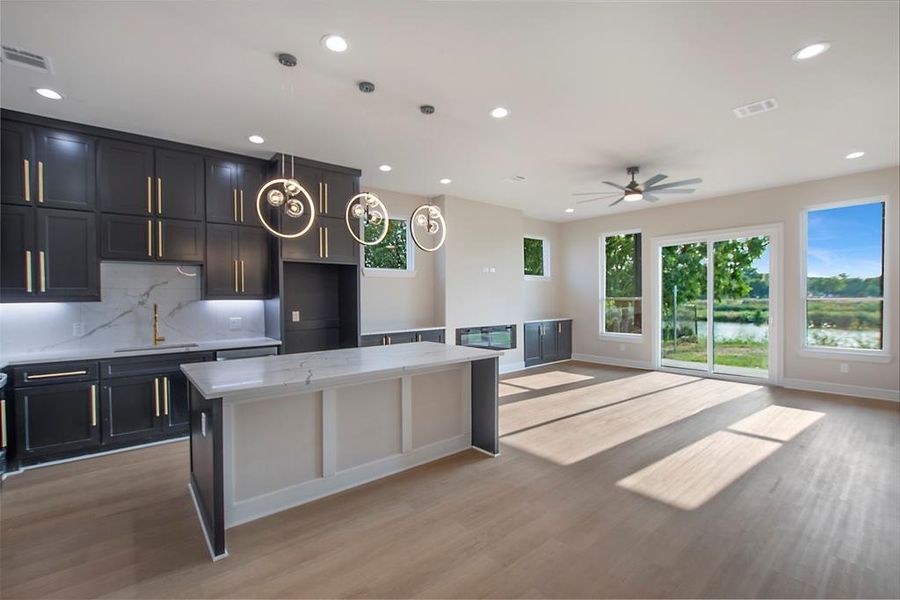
(13, 361), (99, 387)
(100, 352), (214, 379)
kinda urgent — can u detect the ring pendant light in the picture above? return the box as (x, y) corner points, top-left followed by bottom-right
(409, 104), (447, 252)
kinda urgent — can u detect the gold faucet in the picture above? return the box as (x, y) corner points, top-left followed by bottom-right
(153, 303), (166, 346)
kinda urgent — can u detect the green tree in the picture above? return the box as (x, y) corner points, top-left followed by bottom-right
(364, 219), (408, 269)
(605, 233), (641, 297)
(524, 238), (544, 276)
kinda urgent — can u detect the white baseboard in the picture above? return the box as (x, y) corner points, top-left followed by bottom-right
(572, 353), (653, 370)
(781, 378), (899, 403)
(499, 361), (526, 374)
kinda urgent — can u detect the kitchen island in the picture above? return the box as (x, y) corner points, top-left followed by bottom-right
(181, 342), (501, 560)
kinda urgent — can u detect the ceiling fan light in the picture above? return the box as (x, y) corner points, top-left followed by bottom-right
(624, 191), (643, 202)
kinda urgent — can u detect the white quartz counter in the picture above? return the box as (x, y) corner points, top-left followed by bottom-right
(523, 317), (572, 324)
(360, 325), (445, 336)
(1, 337), (282, 367)
(182, 341), (501, 399)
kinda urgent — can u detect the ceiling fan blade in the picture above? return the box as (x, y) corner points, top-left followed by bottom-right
(602, 181), (628, 191)
(576, 197), (604, 204)
(642, 174), (668, 188)
(572, 191), (621, 196)
(646, 177), (702, 191)
(644, 194), (660, 202)
(608, 195), (626, 207)
(650, 188), (695, 194)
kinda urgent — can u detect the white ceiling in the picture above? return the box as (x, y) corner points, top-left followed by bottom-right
(1, 1), (898, 222)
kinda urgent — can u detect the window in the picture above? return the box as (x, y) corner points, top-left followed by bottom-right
(601, 231), (642, 336)
(364, 219), (414, 275)
(804, 199), (887, 353)
(524, 236), (550, 278)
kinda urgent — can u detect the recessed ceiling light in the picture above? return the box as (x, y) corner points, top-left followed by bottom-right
(322, 34), (349, 53)
(845, 151), (865, 159)
(490, 107), (509, 119)
(248, 134), (265, 144)
(379, 164), (392, 172)
(792, 42), (830, 61)
(439, 178), (452, 185)
(35, 88), (62, 100)
(565, 208), (575, 214)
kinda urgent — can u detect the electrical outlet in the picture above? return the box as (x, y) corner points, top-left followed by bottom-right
(72, 322), (84, 337)
(840, 363), (849, 374)
(292, 310), (301, 322)
(228, 317), (242, 331)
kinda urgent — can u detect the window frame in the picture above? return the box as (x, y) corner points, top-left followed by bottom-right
(523, 235), (551, 280)
(799, 195), (892, 362)
(362, 218), (416, 278)
(600, 229), (644, 341)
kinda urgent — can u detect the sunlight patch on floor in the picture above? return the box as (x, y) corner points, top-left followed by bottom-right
(616, 405), (825, 509)
(501, 377), (762, 465)
(502, 370), (594, 390)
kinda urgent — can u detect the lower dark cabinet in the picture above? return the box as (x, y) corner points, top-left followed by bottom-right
(524, 320), (573, 367)
(164, 371), (191, 433)
(360, 329), (445, 347)
(14, 381), (100, 461)
(101, 375), (162, 445)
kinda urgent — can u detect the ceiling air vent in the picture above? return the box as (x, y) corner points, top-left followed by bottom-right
(503, 175), (527, 183)
(733, 98), (778, 119)
(1, 45), (53, 73)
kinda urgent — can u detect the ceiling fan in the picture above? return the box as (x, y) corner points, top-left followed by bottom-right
(573, 166), (702, 207)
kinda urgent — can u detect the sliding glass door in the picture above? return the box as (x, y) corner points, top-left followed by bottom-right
(659, 233), (772, 380)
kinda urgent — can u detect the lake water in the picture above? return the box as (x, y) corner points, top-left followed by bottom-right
(692, 320), (880, 347)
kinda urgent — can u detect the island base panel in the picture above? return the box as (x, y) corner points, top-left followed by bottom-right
(471, 357), (500, 455)
(189, 385), (226, 559)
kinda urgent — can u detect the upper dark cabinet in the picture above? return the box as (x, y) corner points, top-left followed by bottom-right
(97, 139), (154, 215)
(205, 223), (271, 299)
(280, 217), (358, 265)
(158, 218), (204, 263)
(156, 149), (204, 221)
(206, 159), (265, 227)
(33, 128), (96, 211)
(322, 170), (357, 219)
(1, 120), (34, 206)
(0, 205), (36, 299)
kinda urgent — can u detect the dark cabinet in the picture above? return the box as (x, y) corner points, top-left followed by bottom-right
(164, 371), (191, 433)
(1, 206), (98, 302)
(155, 149), (204, 221)
(322, 170), (357, 218)
(14, 381), (100, 460)
(205, 158), (265, 227)
(281, 217), (358, 264)
(101, 375), (162, 445)
(159, 218), (204, 262)
(417, 329), (445, 343)
(281, 226), (322, 262)
(281, 262), (359, 354)
(524, 320), (573, 367)
(360, 329), (445, 346)
(97, 139), (155, 216)
(205, 223), (270, 298)
(100, 215), (202, 263)
(1, 120), (34, 206)
(32, 128), (96, 211)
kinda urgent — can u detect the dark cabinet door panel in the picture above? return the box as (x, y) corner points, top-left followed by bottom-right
(205, 158), (238, 224)
(322, 217), (359, 264)
(238, 163), (265, 227)
(205, 223), (239, 297)
(322, 170), (357, 218)
(101, 375), (162, 445)
(558, 320), (573, 360)
(37, 208), (99, 300)
(0, 205), (36, 299)
(281, 226), (322, 262)
(159, 218), (204, 263)
(155, 149), (204, 221)
(101, 214), (154, 261)
(33, 128), (96, 211)
(239, 226), (271, 297)
(15, 381), (100, 459)
(1, 120), (34, 206)
(360, 334), (385, 347)
(284, 328), (340, 354)
(542, 321), (560, 362)
(417, 329), (445, 343)
(97, 139), (155, 216)
(163, 371), (190, 433)
(524, 323), (543, 367)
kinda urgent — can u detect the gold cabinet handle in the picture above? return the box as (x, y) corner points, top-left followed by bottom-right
(147, 176), (153, 214)
(324, 227), (329, 258)
(23, 159), (30, 202)
(318, 182), (323, 213)
(233, 189), (238, 222)
(558, 322), (562, 334)
(157, 221), (163, 258)
(240, 260), (245, 293)
(233, 260), (239, 293)
(382, 336), (387, 346)
(90, 385), (97, 427)
(37, 161), (44, 203)
(25, 369), (87, 381)
(157, 177), (162, 214)
(25, 250), (33, 293)
(147, 219), (153, 257)
(1, 399), (6, 448)
(319, 227), (324, 258)
(324, 182), (328, 214)
(38, 250), (46, 292)
(154, 377), (160, 417)
(240, 189), (245, 222)
(416, 333), (422, 342)
(163, 376), (169, 416)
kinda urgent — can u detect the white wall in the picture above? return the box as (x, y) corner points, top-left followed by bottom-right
(359, 188), (437, 332)
(523, 217), (564, 320)
(560, 166), (900, 398)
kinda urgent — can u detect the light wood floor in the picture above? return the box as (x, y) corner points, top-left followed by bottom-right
(2, 362), (898, 599)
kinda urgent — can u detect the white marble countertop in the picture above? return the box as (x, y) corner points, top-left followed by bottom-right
(1, 337), (282, 367)
(523, 317), (572, 324)
(182, 342), (501, 400)
(360, 325), (445, 336)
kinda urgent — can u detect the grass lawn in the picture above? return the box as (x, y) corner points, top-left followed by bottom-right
(662, 339), (768, 370)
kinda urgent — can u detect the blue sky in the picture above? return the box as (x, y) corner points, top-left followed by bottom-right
(807, 202), (884, 278)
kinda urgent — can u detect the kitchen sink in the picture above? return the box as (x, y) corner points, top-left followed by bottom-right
(115, 343), (200, 353)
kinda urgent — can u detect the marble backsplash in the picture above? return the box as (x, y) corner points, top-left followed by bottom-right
(0, 262), (265, 359)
